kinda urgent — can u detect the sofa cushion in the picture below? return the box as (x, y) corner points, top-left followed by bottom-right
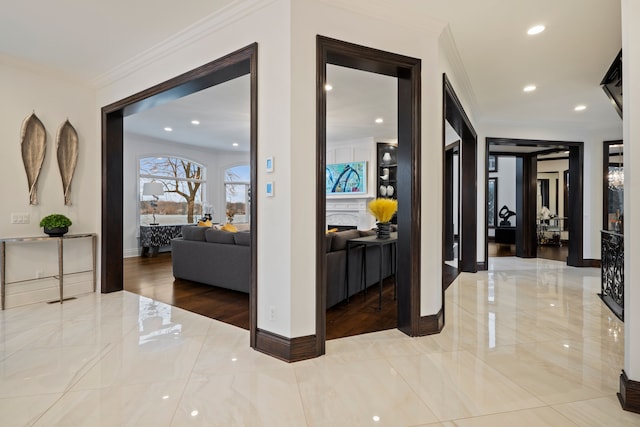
(205, 228), (236, 244)
(331, 229), (361, 251)
(326, 233), (334, 253)
(233, 231), (251, 246)
(182, 225), (207, 241)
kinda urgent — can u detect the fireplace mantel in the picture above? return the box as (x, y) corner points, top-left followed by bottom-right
(326, 195), (376, 230)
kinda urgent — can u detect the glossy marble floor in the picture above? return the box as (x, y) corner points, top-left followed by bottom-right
(2, 257), (639, 426)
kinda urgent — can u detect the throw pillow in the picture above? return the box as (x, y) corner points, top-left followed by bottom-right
(221, 223), (238, 233)
(326, 228), (338, 234)
(197, 219), (212, 227)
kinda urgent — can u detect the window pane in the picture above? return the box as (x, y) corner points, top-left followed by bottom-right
(140, 157), (204, 225)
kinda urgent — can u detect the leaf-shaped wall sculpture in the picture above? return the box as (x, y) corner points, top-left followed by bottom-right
(56, 120), (78, 205)
(21, 113), (47, 205)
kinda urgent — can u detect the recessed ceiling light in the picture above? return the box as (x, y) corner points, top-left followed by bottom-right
(523, 85), (536, 92)
(375, 118), (384, 124)
(527, 25), (545, 35)
(164, 127), (173, 132)
(324, 84), (333, 91)
(232, 142), (239, 147)
(574, 105), (587, 111)
(191, 120), (200, 125)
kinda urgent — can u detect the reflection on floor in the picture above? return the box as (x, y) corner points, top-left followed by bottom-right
(1, 257), (638, 425)
(124, 253), (398, 340)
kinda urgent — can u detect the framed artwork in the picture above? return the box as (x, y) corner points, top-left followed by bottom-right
(326, 161), (367, 195)
(488, 177), (498, 228)
(488, 155), (498, 172)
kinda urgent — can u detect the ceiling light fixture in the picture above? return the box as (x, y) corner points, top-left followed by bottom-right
(191, 120), (200, 125)
(574, 105), (587, 111)
(375, 118), (383, 124)
(527, 25), (545, 35)
(164, 127), (173, 132)
(232, 142), (239, 147)
(523, 85), (536, 92)
(324, 83), (333, 91)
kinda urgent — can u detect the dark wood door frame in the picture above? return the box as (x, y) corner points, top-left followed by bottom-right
(101, 44), (259, 345)
(443, 142), (461, 289)
(317, 36), (425, 357)
(443, 75), (478, 273)
(484, 138), (585, 267)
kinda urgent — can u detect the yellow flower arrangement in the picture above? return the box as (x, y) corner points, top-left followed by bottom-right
(368, 198), (398, 223)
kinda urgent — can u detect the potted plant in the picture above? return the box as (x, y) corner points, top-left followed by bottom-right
(40, 214), (72, 236)
(368, 198), (398, 239)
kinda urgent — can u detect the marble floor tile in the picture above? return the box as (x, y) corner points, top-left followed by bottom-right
(1, 256), (640, 426)
(388, 350), (544, 421)
(173, 369), (307, 426)
(295, 357), (438, 426)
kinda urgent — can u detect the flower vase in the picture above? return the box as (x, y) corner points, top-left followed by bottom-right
(377, 222), (391, 239)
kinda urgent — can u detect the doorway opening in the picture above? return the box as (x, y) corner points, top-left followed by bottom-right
(442, 74), (477, 289)
(484, 138), (584, 267)
(101, 44), (259, 346)
(316, 36), (422, 355)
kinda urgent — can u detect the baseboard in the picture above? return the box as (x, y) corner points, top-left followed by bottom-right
(418, 307), (444, 336)
(583, 258), (602, 268)
(618, 370), (640, 414)
(477, 261), (488, 271)
(254, 329), (318, 362)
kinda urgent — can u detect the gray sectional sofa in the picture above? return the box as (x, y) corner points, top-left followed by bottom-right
(325, 229), (395, 308)
(171, 225), (250, 293)
(171, 225), (395, 307)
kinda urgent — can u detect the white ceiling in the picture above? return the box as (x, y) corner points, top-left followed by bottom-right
(0, 0), (623, 145)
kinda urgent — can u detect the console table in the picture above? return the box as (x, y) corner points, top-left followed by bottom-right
(1, 233), (97, 310)
(346, 232), (397, 310)
(140, 224), (183, 256)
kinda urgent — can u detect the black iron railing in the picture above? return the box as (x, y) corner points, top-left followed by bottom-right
(600, 230), (624, 321)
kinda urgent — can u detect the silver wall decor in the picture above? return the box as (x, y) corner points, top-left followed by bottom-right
(21, 112), (47, 205)
(56, 120), (78, 205)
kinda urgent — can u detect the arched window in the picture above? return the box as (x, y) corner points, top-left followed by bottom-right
(224, 165), (250, 224)
(139, 156), (205, 225)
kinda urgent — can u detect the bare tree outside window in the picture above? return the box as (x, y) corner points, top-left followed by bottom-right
(140, 156), (204, 225)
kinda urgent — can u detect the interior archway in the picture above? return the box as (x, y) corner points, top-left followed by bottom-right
(101, 44), (259, 346)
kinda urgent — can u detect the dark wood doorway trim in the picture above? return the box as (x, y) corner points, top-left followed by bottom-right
(101, 43), (259, 346)
(484, 138), (585, 267)
(443, 75), (478, 273)
(316, 36), (423, 357)
(443, 141), (460, 289)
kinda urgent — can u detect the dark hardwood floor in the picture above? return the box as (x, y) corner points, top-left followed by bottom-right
(488, 241), (569, 262)
(124, 253), (398, 340)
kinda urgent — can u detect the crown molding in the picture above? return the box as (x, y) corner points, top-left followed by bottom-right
(92, 0), (275, 88)
(317, 0), (447, 39)
(439, 25), (478, 115)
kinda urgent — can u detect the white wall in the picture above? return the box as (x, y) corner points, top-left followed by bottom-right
(0, 57), (98, 307)
(622, 0), (640, 381)
(122, 132), (249, 257)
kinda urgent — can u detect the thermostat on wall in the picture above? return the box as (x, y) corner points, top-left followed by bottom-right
(266, 182), (274, 197)
(266, 156), (274, 173)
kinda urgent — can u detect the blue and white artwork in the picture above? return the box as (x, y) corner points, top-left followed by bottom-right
(326, 161), (366, 194)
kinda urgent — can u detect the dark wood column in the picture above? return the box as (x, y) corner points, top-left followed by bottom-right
(567, 145), (584, 266)
(516, 155), (537, 258)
